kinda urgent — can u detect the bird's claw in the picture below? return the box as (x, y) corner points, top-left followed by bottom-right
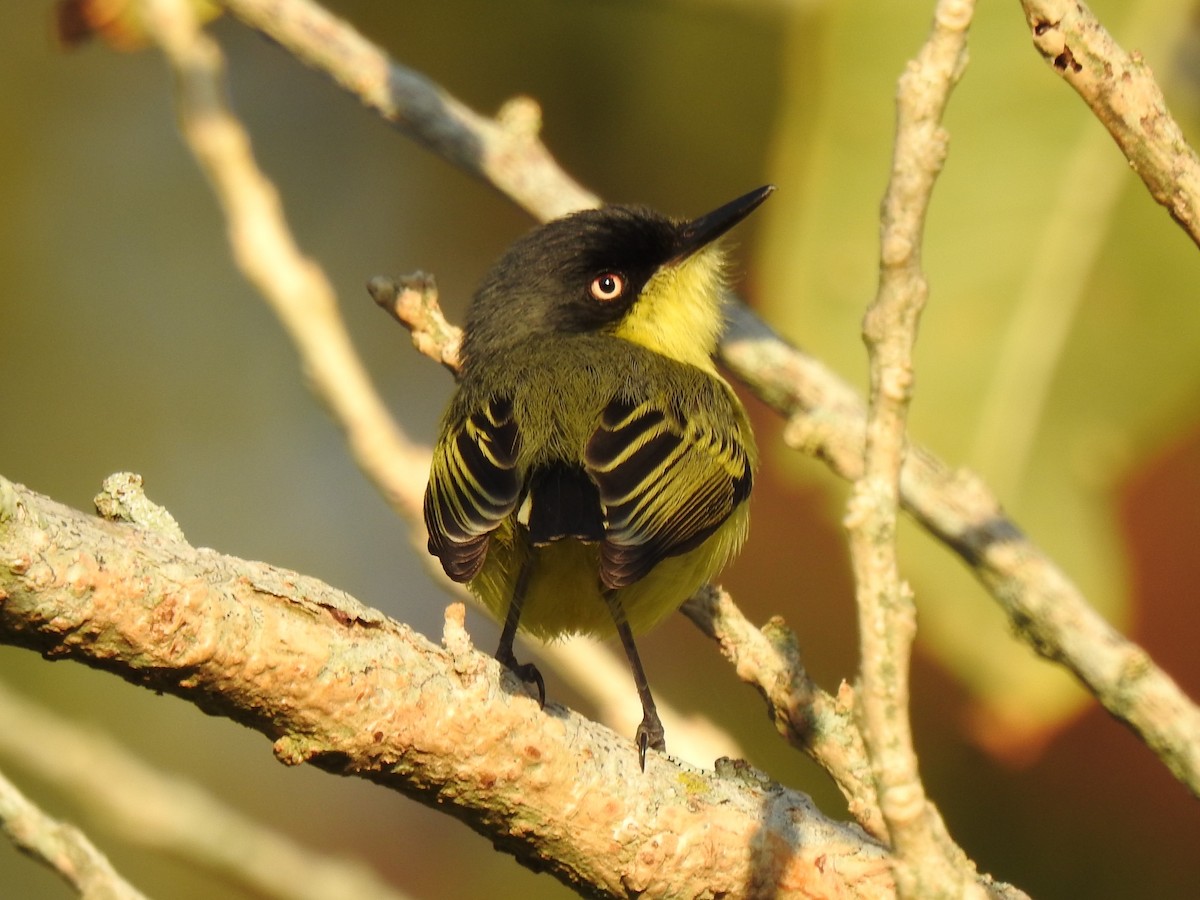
(635, 716), (666, 771)
(496, 651), (546, 707)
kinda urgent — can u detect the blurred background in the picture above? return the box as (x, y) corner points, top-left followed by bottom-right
(3, 0), (1199, 897)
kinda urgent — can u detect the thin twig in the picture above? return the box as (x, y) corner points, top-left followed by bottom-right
(142, 0), (430, 522)
(1018, 0), (1200, 249)
(367, 273), (461, 374)
(967, 100), (1125, 498)
(221, 0), (600, 220)
(0, 766), (149, 900)
(681, 587), (888, 842)
(974, 0), (1195, 501)
(848, 2), (981, 897)
(0, 680), (411, 900)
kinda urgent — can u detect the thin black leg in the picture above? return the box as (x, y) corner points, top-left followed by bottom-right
(494, 563), (545, 706)
(603, 589), (665, 769)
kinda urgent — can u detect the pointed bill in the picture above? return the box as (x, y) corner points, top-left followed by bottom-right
(673, 184), (775, 261)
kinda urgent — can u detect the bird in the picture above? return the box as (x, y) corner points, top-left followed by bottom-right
(424, 185), (773, 767)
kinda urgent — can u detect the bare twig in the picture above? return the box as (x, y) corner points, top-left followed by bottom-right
(967, 95), (1126, 499)
(141, 0), (430, 521)
(1018, 0), (1200, 249)
(0, 766), (149, 900)
(0, 680), (410, 900)
(847, 2), (982, 897)
(221, 0), (600, 219)
(367, 273), (462, 374)
(681, 587), (887, 842)
(0, 475), (915, 900)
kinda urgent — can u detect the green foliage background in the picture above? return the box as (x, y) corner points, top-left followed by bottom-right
(2, 1), (1198, 898)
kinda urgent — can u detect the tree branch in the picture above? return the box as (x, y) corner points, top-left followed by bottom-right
(847, 3), (983, 897)
(0, 765), (148, 900)
(1018, 0), (1200, 249)
(220, 0), (600, 220)
(0, 475), (914, 900)
(680, 588), (887, 843)
(0, 678), (409, 900)
(142, 0), (431, 523)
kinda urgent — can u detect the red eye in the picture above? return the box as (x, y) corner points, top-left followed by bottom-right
(589, 272), (626, 302)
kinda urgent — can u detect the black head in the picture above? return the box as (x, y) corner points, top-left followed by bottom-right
(461, 186), (774, 370)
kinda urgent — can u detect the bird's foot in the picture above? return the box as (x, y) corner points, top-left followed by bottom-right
(635, 714), (667, 771)
(496, 649), (546, 707)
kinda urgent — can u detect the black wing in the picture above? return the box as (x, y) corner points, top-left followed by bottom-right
(523, 461), (606, 547)
(424, 396), (521, 582)
(585, 395), (752, 589)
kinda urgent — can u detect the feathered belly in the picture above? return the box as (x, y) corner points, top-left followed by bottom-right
(468, 505), (749, 641)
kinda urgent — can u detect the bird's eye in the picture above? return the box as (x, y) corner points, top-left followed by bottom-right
(589, 272), (626, 302)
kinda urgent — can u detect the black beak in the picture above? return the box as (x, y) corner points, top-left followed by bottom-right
(674, 184), (775, 261)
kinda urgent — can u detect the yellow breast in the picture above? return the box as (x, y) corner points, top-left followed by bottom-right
(468, 502), (750, 641)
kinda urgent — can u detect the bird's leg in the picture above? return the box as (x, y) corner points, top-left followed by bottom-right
(603, 589), (665, 769)
(494, 562), (545, 706)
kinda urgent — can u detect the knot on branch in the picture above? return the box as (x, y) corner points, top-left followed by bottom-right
(94, 472), (186, 542)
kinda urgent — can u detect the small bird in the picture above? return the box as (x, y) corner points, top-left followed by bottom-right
(424, 185), (773, 766)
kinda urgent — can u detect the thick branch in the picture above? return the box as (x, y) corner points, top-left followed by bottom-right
(0, 475), (901, 899)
